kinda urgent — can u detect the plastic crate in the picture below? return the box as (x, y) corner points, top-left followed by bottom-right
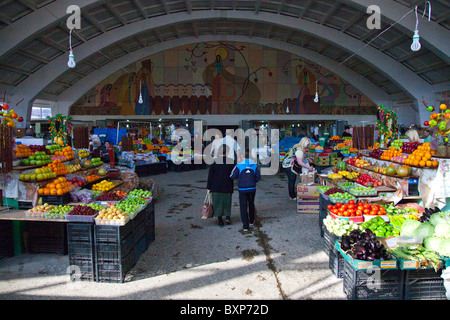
(18, 201), (33, 210)
(94, 222), (133, 243)
(323, 226), (340, 254)
(67, 223), (94, 243)
(135, 235), (147, 262)
(65, 213), (98, 223)
(329, 246), (345, 279)
(68, 256), (96, 282)
(0, 221), (14, 259)
(95, 216), (130, 226)
(343, 258), (403, 300)
(95, 249), (136, 283)
(27, 221), (68, 255)
(402, 268), (447, 300)
(67, 223), (96, 281)
(42, 194), (72, 206)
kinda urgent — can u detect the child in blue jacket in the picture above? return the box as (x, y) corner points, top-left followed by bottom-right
(230, 149), (261, 231)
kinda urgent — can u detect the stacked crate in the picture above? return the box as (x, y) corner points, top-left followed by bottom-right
(67, 223), (96, 281)
(27, 221), (67, 255)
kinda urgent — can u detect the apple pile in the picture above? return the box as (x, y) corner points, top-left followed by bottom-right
(402, 141), (421, 153)
(369, 149), (383, 159)
(70, 177), (85, 188)
(356, 174), (382, 187)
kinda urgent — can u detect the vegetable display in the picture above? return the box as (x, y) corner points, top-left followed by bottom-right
(360, 216), (399, 238)
(421, 207), (441, 222)
(323, 215), (362, 237)
(392, 243), (442, 271)
(340, 229), (392, 261)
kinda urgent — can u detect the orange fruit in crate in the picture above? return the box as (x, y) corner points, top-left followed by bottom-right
(426, 161), (432, 167)
(51, 189), (57, 195)
(57, 189), (64, 195)
(432, 161), (438, 167)
(419, 160), (426, 167)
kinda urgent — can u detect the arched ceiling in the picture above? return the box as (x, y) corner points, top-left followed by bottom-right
(0, 0), (448, 109)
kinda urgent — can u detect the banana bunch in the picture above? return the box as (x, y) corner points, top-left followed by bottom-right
(338, 171), (350, 177)
(347, 172), (360, 180)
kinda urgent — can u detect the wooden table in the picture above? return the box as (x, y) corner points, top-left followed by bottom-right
(0, 210), (68, 223)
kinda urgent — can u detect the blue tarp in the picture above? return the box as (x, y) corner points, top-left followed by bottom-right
(278, 136), (318, 153)
(94, 128), (127, 145)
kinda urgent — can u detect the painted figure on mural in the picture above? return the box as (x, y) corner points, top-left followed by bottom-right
(110, 72), (137, 115)
(296, 66), (316, 114)
(135, 59), (155, 115)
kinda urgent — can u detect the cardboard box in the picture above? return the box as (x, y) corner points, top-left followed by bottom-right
(300, 172), (317, 184)
(297, 184), (320, 199)
(297, 199), (320, 214)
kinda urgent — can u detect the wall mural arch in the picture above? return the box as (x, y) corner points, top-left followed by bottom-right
(70, 41), (377, 116)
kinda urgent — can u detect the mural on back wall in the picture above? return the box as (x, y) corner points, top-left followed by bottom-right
(70, 42), (377, 116)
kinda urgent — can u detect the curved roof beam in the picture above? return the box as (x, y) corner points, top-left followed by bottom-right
(349, 0), (449, 63)
(15, 10), (432, 105)
(0, 0), (97, 58)
(56, 34), (391, 115)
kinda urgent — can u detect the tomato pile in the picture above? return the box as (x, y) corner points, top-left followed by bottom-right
(327, 201), (386, 217)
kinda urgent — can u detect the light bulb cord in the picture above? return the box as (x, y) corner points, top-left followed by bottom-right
(69, 29), (73, 52)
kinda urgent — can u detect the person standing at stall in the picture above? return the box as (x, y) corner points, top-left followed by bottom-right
(281, 137), (314, 200)
(342, 126), (352, 138)
(207, 145), (235, 227)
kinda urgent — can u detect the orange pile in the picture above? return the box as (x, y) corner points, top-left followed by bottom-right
(15, 145), (34, 157)
(405, 143), (438, 167)
(86, 174), (100, 183)
(380, 147), (402, 161)
(46, 159), (70, 175)
(38, 177), (74, 196)
(53, 146), (74, 160)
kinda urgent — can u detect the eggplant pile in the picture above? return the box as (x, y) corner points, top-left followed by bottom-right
(340, 229), (392, 261)
(420, 207), (441, 222)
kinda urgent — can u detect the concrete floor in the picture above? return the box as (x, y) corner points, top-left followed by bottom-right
(0, 169), (346, 300)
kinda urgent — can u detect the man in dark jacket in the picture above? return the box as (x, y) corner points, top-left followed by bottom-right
(207, 145), (235, 227)
(230, 148), (261, 231)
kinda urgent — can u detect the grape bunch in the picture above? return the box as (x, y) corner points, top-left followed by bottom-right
(324, 187), (344, 195)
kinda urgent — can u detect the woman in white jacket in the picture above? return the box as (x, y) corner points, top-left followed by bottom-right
(281, 137), (314, 200)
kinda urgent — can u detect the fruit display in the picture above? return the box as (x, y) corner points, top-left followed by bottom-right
(314, 146), (324, 153)
(38, 177), (74, 196)
(402, 141), (420, 153)
(68, 204), (98, 216)
(324, 187), (344, 195)
(329, 136), (341, 141)
(390, 139), (404, 150)
(69, 177), (85, 188)
(66, 163), (81, 173)
(46, 144), (62, 154)
(92, 180), (115, 192)
(86, 174), (100, 183)
(98, 167), (107, 176)
(349, 186), (377, 196)
(26, 203), (55, 217)
(327, 173), (343, 180)
(356, 174), (382, 187)
(361, 216), (399, 237)
(404, 143), (438, 167)
(345, 172), (360, 180)
(329, 192), (356, 203)
(336, 161), (347, 171)
(20, 151), (53, 166)
(96, 192), (123, 201)
(346, 157), (370, 168)
(78, 149), (90, 159)
(323, 215), (362, 237)
(369, 148), (383, 159)
(327, 201), (361, 217)
(317, 186), (331, 194)
(46, 159), (70, 176)
(348, 147), (358, 154)
(15, 145), (34, 158)
(47, 205), (73, 215)
(116, 201), (141, 216)
(380, 147), (402, 161)
(82, 160), (92, 169)
(51, 146), (74, 161)
(338, 182), (355, 191)
(88, 203), (106, 211)
(20, 167), (55, 182)
(128, 189), (152, 198)
(113, 190), (128, 198)
(96, 205), (129, 225)
(91, 157), (104, 167)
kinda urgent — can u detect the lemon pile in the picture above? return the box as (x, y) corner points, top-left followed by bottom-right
(92, 180), (115, 192)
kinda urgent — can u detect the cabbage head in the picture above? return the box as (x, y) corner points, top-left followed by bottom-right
(438, 238), (450, 257)
(434, 222), (450, 238)
(413, 222), (435, 242)
(401, 219), (422, 237)
(423, 236), (442, 252)
(429, 211), (450, 227)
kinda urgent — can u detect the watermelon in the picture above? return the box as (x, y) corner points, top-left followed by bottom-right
(336, 161), (347, 171)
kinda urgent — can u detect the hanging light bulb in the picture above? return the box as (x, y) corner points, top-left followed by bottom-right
(410, 29), (421, 52)
(286, 106), (289, 113)
(67, 29), (76, 68)
(138, 81), (143, 104)
(68, 50), (76, 68)
(314, 81), (319, 103)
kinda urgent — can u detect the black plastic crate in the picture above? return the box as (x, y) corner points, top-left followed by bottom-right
(329, 247), (345, 279)
(94, 221), (133, 244)
(135, 235), (147, 262)
(323, 226), (340, 254)
(67, 223), (94, 243)
(343, 259), (403, 300)
(402, 268), (447, 300)
(17, 201), (33, 210)
(68, 257), (96, 282)
(95, 233), (134, 262)
(95, 249), (136, 283)
(0, 221), (13, 259)
(27, 222), (68, 255)
(41, 194), (72, 206)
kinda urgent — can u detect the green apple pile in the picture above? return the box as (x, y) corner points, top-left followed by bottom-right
(121, 197), (147, 205)
(46, 205), (73, 219)
(329, 192), (356, 203)
(350, 186), (377, 196)
(46, 144), (62, 154)
(391, 139), (404, 151)
(128, 189), (152, 198)
(116, 201), (141, 215)
(20, 151), (52, 166)
(91, 158), (103, 167)
(88, 203), (105, 211)
(20, 168), (57, 182)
